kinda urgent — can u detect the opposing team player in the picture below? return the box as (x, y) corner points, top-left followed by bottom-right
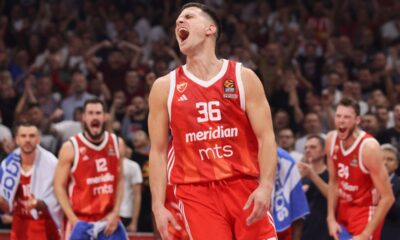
(0, 122), (61, 240)
(54, 99), (126, 238)
(326, 98), (394, 240)
(149, 2), (277, 240)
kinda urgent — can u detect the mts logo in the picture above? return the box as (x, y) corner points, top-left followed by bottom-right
(198, 144), (233, 161)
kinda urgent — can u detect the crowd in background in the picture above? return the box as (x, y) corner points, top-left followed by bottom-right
(1, 0), (400, 235)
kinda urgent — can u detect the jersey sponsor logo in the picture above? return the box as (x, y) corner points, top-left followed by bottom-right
(198, 144), (234, 161)
(178, 94), (188, 102)
(176, 82), (188, 93)
(86, 172), (115, 185)
(340, 181), (359, 192)
(93, 184), (114, 195)
(223, 79), (235, 93)
(185, 126), (238, 143)
(338, 188), (353, 202)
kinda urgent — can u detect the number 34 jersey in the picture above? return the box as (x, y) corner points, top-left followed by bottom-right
(68, 132), (120, 220)
(167, 59), (260, 184)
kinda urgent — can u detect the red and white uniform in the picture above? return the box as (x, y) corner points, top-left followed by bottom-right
(168, 59), (259, 184)
(167, 60), (277, 240)
(330, 130), (382, 239)
(12, 170), (59, 240)
(68, 131), (120, 221)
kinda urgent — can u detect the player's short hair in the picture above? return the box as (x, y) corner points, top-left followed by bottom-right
(337, 97), (360, 116)
(14, 120), (39, 136)
(381, 143), (398, 161)
(180, 2), (222, 41)
(83, 98), (107, 113)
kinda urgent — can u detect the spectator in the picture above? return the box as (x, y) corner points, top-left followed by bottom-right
(361, 112), (381, 137)
(295, 112), (326, 153)
(61, 71), (95, 120)
(122, 96), (149, 142)
(377, 103), (400, 155)
(277, 128), (303, 163)
(120, 146), (143, 233)
(381, 144), (400, 239)
(298, 134), (330, 240)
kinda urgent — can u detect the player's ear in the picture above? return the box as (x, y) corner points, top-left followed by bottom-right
(356, 115), (361, 125)
(206, 24), (217, 37)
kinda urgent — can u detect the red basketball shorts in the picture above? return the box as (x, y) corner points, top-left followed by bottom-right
(174, 176), (277, 240)
(336, 202), (383, 239)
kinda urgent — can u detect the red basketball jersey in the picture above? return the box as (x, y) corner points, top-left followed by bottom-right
(330, 131), (379, 206)
(69, 132), (120, 220)
(167, 59), (260, 184)
(14, 171), (33, 217)
(12, 170), (59, 240)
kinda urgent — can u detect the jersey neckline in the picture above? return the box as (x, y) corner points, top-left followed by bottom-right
(182, 59), (228, 88)
(339, 130), (366, 156)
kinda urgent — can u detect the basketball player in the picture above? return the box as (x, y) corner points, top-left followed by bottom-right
(54, 99), (125, 238)
(326, 98), (394, 240)
(0, 122), (60, 240)
(149, 2), (277, 240)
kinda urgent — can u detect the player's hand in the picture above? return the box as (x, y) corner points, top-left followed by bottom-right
(153, 205), (181, 240)
(104, 211), (119, 236)
(1, 214), (12, 224)
(243, 184), (272, 226)
(26, 194), (38, 211)
(327, 217), (341, 240)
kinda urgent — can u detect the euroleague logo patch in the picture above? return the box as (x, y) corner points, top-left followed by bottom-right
(223, 79), (238, 98)
(223, 79), (235, 92)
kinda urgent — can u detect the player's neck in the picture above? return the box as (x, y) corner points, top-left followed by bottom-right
(20, 150), (36, 171)
(185, 55), (222, 81)
(83, 131), (105, 145)
(341, 128), (361, 150)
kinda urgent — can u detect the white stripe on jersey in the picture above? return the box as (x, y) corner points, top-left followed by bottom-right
(167, 70), (176, 121)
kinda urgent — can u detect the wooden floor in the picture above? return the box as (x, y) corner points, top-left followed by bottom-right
(0, 230), (155, 240)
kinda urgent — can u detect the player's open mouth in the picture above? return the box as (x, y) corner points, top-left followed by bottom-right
(91, 121), (100, 128)
(338, 127), (346, 133)
(178, 28), (189, 42)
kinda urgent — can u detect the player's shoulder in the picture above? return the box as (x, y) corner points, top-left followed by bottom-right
(152, 73), (171, 90)
(58, 140), (75, 161)
(326, 130), (337, 140)
(361, 135), (380, 151)
(149, 73), (172, 101)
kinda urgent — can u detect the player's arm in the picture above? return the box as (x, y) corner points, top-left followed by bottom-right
(325, 131), (341, 240)
(241, 67), (278, 225)
(127, 182), (142, 232)
(0, 196), (9, 213)
(54, 141), (79, 226)
(149, 75), (180, 239)
(356, 139), (394, 239)
(104, 137), (125, 236)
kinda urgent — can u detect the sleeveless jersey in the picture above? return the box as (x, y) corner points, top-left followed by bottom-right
(167, 59), (259, 184)
(14, 171), (35, 217)
(330, 131), (379, 206)
(12, 170), (60, 240)
(69, 131), (120, 220)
